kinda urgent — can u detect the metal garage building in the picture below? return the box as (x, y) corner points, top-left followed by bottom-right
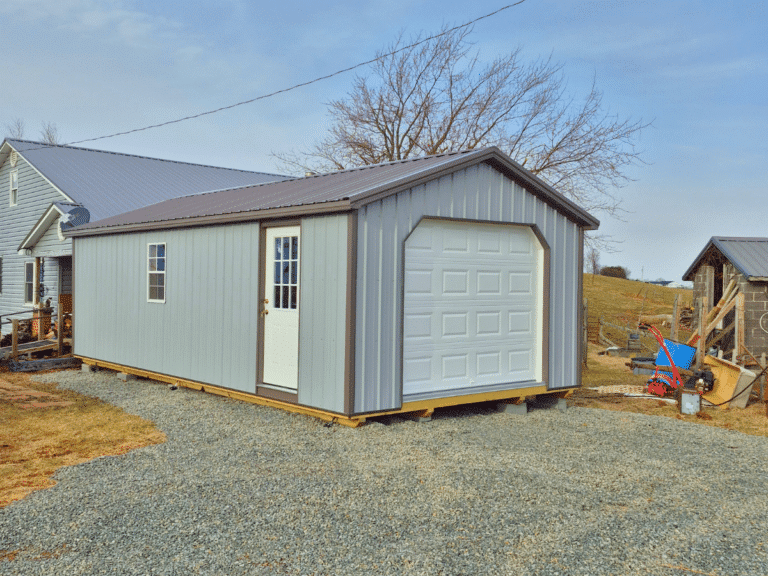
(67, 147), (598, 425)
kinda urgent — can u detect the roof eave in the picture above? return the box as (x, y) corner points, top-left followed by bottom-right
(65, 199), (354, 238)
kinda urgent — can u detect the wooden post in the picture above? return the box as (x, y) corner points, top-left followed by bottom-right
(696, 297), (707, 367)
(670, 294), (680, 342)
(582, 299), (588, 367)
(57, 313), (64, 357)
(733, 292), (745, 364)
(762, 353), (767, 403)
(34, 256), (43, 341)
(11, 319), (18, 360)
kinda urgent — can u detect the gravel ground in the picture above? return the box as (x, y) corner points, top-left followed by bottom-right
(1, 369), (767, 576)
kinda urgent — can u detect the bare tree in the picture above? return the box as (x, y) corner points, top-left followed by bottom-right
(39, 121), (60, 145)
(4, 118), (25, 139)
(275, 26), (647, 219)
(586, 246), (601, 275)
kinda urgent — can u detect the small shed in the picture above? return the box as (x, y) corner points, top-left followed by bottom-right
(67, 147), (599, 425)
(683, 236), (768, 360)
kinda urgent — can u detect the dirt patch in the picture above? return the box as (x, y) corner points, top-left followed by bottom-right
(576, 345), (768, 438)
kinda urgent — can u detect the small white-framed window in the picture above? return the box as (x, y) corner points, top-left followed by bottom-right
(147, 243), (166, 302)
(10, 170), (18, 206)
(24, 261), (35, 304)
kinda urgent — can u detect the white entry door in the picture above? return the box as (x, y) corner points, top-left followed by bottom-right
(403, 219), (544, 397)
(262, 226), (300, 390)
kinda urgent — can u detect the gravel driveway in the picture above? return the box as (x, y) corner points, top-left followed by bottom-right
(1, 369), (767, 576)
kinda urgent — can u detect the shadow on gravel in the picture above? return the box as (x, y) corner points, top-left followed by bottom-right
(369, 395), (565, 426)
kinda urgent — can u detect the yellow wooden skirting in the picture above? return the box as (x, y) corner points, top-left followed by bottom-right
(77, 356), (574, 427)
(76, 357), (366, 428)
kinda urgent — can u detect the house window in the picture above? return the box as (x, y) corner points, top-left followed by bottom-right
(24, 262), (35, 304)
(10, 170), (18, 206)
(147, 243), (166, 302)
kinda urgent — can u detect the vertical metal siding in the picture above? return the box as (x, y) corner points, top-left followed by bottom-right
(74, 223), (260, 393)
(298, 215), (348, 412)
(355, 163), (586, 412)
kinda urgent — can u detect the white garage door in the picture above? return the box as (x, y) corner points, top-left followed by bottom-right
(403, 219), (544, 397)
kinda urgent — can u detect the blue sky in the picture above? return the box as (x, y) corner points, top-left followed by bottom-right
(2, 0), (766, 282)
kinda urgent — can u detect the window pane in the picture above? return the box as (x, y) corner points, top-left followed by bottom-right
(149, 244), (157, 258)
(290, 261), (297, 284)
(274, 238), (281, 260)
(282, 238), (290, 260)
(290, 286), (297, 309)
(26, 284), (33, 303)
(26, 264), (33, 282)
(149, 258), (157, 271)
(149, 286), (158, 300)
(274, 262), (281, 285)
(157, 258), (165, 271)
(282, 286), (289, 309)
(282, 262), (289, 284)
(157, 287), (164, 301)
(274, 285), (281, 308)
(157, 244), (165, 257)
(156, 274), (164, 287)
(291, 236), (298, 259)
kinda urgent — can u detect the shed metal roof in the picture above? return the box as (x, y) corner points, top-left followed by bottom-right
(682, 237), (768, 281)
(2, 139), (286, 221)
(67, 147), (600, 237)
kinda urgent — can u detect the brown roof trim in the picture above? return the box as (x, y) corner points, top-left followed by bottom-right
(65, 200), (352, 237)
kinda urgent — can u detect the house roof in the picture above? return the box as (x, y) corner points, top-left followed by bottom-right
(682, 237), (768, 281)
(67, 146), (600, 237)
(1, 139), (286, 222)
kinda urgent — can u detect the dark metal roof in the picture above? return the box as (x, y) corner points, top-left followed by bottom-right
(682, 237), (768, 281)
(2, 139), (286, 221)
(67, 146), (600, 237)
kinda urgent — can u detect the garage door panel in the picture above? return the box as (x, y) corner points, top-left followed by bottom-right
(404, 219), (542, 397)
(405, 309), (536, 344)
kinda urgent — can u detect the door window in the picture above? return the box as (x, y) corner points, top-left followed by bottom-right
(273, 235), (299, 309)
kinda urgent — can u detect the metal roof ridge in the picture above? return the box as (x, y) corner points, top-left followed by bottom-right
(298, 148), (478, 179)
(156, 149), (481, 202)
(4, 138), (285, 177)
(713, 236), (768, 242)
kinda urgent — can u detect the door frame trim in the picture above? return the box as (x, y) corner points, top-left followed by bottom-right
(256, 219), (301, 396)
(399, 216), (550, 399)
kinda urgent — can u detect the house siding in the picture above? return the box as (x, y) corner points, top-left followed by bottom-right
(354, 163), (582, 413)
(297, 214), (349, 412)
(33, 220), (72, 256)
(74, 223), (261, 393)
(0, 152), (68, 334)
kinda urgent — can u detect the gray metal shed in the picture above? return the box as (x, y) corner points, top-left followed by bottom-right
(68, 147), (599, 425)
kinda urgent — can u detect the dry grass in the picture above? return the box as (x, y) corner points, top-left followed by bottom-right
(580, 275), (768, 437)
(583, 273), (693, 346)
(0, 369), (165, 508)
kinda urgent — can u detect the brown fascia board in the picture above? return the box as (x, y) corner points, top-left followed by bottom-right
(64, 200), (353, 238)
(349, 146), (600, 230)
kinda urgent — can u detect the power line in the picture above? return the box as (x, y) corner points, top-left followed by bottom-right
(44, 1), (528, 149)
